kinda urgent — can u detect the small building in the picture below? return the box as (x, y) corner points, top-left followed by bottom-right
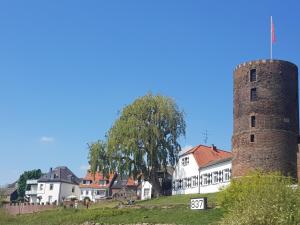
(1, 182), (18, 203)
(111, 175), (138, 200)
(37, 166), (81, 205)
(172, 144), (232, 195)
(137, 181), (152, 200)
(79, 172), (117, 202)
(25, 179), (38, 203)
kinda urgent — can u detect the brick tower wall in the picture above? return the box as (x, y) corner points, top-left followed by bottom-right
(232, 59), (299, 179)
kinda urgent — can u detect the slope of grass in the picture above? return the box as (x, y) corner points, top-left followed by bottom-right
(138, 193), (216, 207)
(0, 193), (223, 225)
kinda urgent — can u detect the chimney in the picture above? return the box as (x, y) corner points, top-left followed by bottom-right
(49, 167), (53, 179)
(211, 144), (217, 151)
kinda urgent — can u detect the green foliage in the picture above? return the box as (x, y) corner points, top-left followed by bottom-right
(217, 171), (300, 225)
(17, 169), (42, 200)
(106, 93), (185, 194)
(88, 140), (110, 176)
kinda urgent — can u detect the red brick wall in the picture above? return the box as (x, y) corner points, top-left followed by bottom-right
(232, 60), (299, 178)
(3, 203), (57, 215)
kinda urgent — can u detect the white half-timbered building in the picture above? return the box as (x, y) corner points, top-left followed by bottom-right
(172, 145), (232, 195)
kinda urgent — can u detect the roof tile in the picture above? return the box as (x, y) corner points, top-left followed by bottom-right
(182, 145), (232, 168)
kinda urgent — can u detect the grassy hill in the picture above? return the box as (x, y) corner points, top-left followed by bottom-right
(0, 193), (223, 225)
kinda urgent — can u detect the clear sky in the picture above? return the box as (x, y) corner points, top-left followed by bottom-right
(1, 0), (300, 185)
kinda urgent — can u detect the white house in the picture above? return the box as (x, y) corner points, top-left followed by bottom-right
(172, 144), (232, 195)
(79, 172), (117, 202)
(25, 179), (38, 203)
(137, 181), (152, 200)
(36, 166), (81, 205)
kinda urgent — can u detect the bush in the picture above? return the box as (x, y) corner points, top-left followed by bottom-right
(217, 171), (300, 225)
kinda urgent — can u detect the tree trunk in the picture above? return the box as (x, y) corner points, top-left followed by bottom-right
(150, 171), (162, 197)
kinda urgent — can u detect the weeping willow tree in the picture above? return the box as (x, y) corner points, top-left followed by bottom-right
(107, 93), (186, 196)
(88, 140), (111, 177)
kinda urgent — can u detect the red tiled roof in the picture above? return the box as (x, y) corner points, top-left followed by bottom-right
(182, 145), (232, 168)
(126, 177), (137, 186)
(79, 172), (116, 189)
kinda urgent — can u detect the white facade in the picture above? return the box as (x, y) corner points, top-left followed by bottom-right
(36, 182), (80, 205)
(25, 179), (38, 203)
(172, 153), (232, 195)
(79, 188), (107, 202)
(198, 161), (232, 194)
(139, 181), (152, 200)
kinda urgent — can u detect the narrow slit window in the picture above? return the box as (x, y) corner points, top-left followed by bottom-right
(251, 116), (256, 127)
(250, 69), (256, 82)
(250, 88), (257, 101)
(250, 134), (255, 143)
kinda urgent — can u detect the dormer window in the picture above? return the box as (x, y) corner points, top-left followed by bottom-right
(181, 156), (189, 166)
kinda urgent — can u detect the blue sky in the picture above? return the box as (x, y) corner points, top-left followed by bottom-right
(1, 0), (300, 185)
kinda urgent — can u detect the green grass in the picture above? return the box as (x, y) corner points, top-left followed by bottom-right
(0, 194), (223, 225)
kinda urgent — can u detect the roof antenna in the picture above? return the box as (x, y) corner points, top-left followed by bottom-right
(202, 129), (208, 144)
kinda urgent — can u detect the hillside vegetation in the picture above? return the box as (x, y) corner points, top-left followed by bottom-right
(0, 193), (223, 225)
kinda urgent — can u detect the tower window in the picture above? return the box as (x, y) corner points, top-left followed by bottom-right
(250, 69), (256, 82)
(250, 134), (255, 143)
(251, 116), (256, 127)
(250, 88), (257, 101)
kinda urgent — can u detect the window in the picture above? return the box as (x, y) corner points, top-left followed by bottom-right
(181, 157), (189, 166)
(250, 69), (257, 82)
(81, 190), (83, 195)
(250, 88), (257, 101)
(213, 172), (218, 184)
(86, 190), (89, 195)
(192, 176), (198, 187)
(183, 178), (187, 189)
(224, 169), (231, 181)
(187, 177), (191, 188)
(250, 134), (255, 143)
(144, 188), (150, 197)
(49, 184), (54, 191)
(72, 186), (75, 193)
(251, 116), (256, 128)
(178, 179), (183, 189)
(203, 174), (208, 186)
(172, 181), (176, 191)
(39, 184), (44, 191)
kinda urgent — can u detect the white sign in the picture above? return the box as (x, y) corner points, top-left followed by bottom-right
(190, 197), (207, 210)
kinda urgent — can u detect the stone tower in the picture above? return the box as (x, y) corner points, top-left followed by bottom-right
(232, 59), (299, 179)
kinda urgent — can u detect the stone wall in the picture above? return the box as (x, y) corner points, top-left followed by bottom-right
(3, 203), (57, 215)
(232, 59), (299, 178)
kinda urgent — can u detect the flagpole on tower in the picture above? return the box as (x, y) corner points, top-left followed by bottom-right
(270, 16), (273, 59)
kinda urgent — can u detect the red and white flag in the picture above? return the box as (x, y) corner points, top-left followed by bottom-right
(271, 17), (276, 43)
(270, 16), (276, 59)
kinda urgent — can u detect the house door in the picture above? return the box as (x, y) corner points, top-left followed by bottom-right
(48, 196), (52, 203)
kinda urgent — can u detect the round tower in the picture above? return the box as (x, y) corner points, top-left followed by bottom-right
(232, 59), (299, 178)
